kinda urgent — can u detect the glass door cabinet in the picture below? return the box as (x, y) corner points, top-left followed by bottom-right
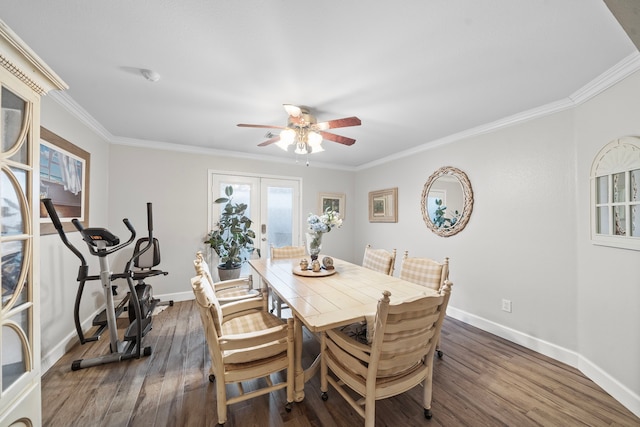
(0, 21), (66, 426)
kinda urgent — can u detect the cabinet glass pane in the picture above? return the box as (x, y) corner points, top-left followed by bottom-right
(1, 323), (27, 391)
(631, 169), (639, 202)
(8, 138), (28, 164)
(596, 176), (608, 204)
(597, 206), (609, 234)
(632, 206), (639, 237)
(1, 168), (26, 236)
(1, 240), (25, 308)
(614, 206), (626, 235)
(612, 173), (626, 203)
(1, 87), (26, 153)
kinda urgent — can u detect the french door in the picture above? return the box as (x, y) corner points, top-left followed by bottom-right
(209, 172), (302, 266)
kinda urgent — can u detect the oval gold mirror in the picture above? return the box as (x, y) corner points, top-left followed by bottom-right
(421, 166), (474, 237)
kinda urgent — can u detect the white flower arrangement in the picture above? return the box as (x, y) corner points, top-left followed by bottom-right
(307, 208), (342, 233)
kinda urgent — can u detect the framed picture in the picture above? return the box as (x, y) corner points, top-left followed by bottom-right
(39, 127), (91, 235)
(368, 187), (398, 222)
(318, 192), (346, 220)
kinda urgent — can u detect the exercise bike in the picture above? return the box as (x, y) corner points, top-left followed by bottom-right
(41, 199), (172, 371)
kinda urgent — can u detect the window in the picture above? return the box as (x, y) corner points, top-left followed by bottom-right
(591, 136), (640, 250)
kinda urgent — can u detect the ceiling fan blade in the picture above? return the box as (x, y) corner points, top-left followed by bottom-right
(319, 131), (356, 146)
(315, 116), (361, 131)
(258, 135), (281, 147)
(237, 123), (287, 130)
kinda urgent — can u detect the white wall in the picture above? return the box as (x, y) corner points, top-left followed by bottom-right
(39, 96), (111, 369)
(106, 145), (356, 300)
(575, 71), (640, 411)
(355, 109), (579, 353)
(37, 72), (640, 417)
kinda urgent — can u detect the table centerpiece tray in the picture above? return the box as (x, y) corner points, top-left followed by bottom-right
(292, 266), (337, 277)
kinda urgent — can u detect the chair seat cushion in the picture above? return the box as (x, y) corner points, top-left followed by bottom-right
(222, 311), (288, 364)
(222, 310), (283, 335)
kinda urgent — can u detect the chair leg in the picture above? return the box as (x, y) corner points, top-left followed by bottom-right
(422, 372), (434, 421)
(216, 378), (227, 426)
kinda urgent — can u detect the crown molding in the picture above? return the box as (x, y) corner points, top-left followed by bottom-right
(48, 51), (640, 173)
(356, 51), (640, 171)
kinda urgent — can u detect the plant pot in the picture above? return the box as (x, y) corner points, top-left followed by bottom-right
(217, 265), (241, 281)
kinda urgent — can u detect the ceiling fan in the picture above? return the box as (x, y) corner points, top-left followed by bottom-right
(237, 104), (361, 155)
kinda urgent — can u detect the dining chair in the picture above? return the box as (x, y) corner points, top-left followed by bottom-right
(191, 274), (294, 426)
(193, 251), (258, 304)
(399, 251), (450, 357)
(269, 245), (306, 317)
(320, 284), (452, 426)
(361, 244), (397, 276)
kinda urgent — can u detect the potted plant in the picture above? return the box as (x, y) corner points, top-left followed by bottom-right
(205, 185), (259, 281)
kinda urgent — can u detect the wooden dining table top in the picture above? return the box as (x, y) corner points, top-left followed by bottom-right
(249, 256), (439, 333)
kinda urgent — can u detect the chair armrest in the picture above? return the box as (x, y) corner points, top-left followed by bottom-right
(214, 276), (253, 291)
(221, 296), (265, 318)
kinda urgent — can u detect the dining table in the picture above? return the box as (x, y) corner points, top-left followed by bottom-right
(248, 256), (440, 401)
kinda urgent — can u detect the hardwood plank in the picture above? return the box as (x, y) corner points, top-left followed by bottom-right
(41, 301), (640, 427)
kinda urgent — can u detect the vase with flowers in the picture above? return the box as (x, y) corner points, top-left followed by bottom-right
(306, 208), (342, 260)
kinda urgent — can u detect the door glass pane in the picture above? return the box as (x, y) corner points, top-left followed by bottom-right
(267, 186), (294, 249)
(1, 168), (26, 236)
(217, 182), (253, 262)
(1, 87), (26, 153)
(2, 322), (27, 391)
(596, 176), (608, 204)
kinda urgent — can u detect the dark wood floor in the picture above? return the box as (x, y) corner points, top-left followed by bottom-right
(41, 300), (640, 427)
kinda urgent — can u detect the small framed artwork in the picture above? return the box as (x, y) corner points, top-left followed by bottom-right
(368, 187), (398, 222)
(318, 192), (346, 219)
(39, 127), (91, 235)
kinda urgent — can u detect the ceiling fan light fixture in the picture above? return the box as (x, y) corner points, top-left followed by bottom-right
(307, 130), (322, 145)
(283, 104), (302, 117)
(279, 128), (296, 145)
(294, 142), (308, 155)
(309, 142), (324, 153)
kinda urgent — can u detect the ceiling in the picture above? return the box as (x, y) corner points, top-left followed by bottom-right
(1, 1), (637, 169)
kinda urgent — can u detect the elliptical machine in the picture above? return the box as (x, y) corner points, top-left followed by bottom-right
(42, 199), (171, 370)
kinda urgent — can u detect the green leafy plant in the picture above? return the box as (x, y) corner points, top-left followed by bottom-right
(432, 198), (460, 229)
(205, 185), (259, 269)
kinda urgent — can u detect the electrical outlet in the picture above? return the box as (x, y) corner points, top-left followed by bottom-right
(501, 299), (512, 313)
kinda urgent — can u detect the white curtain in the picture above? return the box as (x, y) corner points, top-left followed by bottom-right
(60, 154), (82, 195)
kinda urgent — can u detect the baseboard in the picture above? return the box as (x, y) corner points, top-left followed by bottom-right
(446, 306), (640, 419)
(578, 355), (640, 418)
(41, 306), (102, 373)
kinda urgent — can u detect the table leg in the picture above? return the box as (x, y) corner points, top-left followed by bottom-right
(293, 315), (305, 402)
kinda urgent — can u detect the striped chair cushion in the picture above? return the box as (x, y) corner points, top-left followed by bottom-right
(399, 258), (443, 290)
(271, 245), (306, 259)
